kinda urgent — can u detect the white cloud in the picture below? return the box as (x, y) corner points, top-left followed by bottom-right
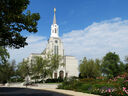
(62, 17), (128, 60)
(8, 17), (128, 63)
(26, 35), (46, 43)
(8, 35), (47, 63)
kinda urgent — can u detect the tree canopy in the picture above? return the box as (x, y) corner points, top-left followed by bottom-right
(17, 59), (30, 78)
(17, 54), (64, 81)
(31, 56), (48, 81)
(0, 60), (16, 83)
(79, 57), (101, 78)
(101, 52), (121, 77)
(0, 0), (40, 48)
(0, 47), (9, 64)
(125, 56), (128, 64)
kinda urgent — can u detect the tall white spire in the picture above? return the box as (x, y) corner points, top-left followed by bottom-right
(53, 8), (56, 24)
(50, 8), (59, 37)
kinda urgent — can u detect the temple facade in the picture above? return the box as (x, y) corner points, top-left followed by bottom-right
(27, 8), (79, 79)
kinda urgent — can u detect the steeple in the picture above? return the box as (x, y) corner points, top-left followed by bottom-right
(50, 8), (59, 37)
(53, 8), (56, 24)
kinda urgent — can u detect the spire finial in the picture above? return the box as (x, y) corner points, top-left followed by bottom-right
(54, 8), (56, 13)
(53, 8), (56, 24)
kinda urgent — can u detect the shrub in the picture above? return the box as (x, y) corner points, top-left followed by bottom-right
(80, 78), (95, 82)
(58, 77), (80, 90)
(122, 80), (128, 88)
(45, 78), (63, 83)
(58, 76), (128, 95)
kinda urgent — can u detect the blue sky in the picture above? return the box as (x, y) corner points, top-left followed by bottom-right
(25, 0), (128, 37)
(8, 0), (128, 63)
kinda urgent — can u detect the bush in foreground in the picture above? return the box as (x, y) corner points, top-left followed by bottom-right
(58, 75), (128, 96)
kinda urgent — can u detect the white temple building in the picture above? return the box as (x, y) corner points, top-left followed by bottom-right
(27, 8), (79, 79)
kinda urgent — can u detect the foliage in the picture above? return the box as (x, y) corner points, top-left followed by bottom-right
(79, 57), (87, 77)
(16, 54), (64, 82)
(101, 52), (121, 77)
(45, 78), (63, 83)
(17, 59), (30, 78)
(31, 56), (48, 82)
(0, 61), (16, 83)
(58, 77), (115, 93)
(48, 54), (64, 77)
(58, 74), (128, 96)
(0, 0), (40, 48)
(58, 77), (82, 90)
(10, 76), (24, 82)
(91, 79), (128, 96)
(122, 79), (128, 89)
(125, 56), (128, 64)
(119, 61), (126, 74)
(0, 47), (10, 64)
(79, 57), (101, 78)
(125, 64), (128, 73)
(125, 56), (128, 73)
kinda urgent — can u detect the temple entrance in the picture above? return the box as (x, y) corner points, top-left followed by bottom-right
(66, 73), (68, 78)
(59, 70), (64, 79)
(54, 73), (57, 78)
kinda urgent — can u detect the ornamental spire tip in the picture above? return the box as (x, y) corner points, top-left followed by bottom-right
(54, 8), (56, 13)
(53, 8), (56, 24)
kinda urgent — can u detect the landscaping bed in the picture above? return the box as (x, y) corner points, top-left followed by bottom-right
(58, 75), (128, 96)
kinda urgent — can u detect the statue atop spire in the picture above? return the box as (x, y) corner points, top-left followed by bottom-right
(53, 8), (56, 24)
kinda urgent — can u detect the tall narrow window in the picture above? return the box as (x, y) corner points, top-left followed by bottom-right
(55, 28), (56, 33)
(54, 45), (58, 54)
(54, 46), (56, 54)
(56, 46), (58, 54)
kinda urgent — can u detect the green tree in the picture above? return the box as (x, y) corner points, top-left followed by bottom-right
(0, 46), (13, 83)
(79, 57), (87, 77)
(101, 52), (120, 77)
(31, 54), (64, 79)
(125, 56), (128, 72)
(31, 56), (48, 82)
(95, 58), (102, 73)
(17, 59), (30, 78)
(0, 0), (40, 48)
(17, 54), (64, 81)
(0, 47), (9, 64)
(79, 57), (101, 78)
(119, 61), (125, 74)
(0, 60), (16, 83)
(125, 64), (128, 73)
(125, 56), (128, 64)
(48, 54), (64, 78)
